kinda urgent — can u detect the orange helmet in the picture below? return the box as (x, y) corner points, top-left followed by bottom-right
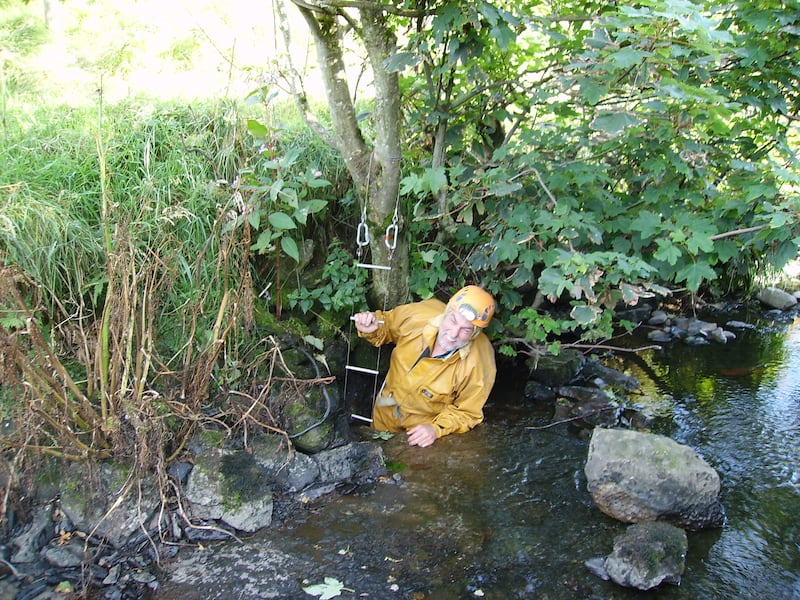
(447, 285), (495, 328)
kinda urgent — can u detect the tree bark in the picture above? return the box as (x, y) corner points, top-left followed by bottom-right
(288, 1), (409, 308)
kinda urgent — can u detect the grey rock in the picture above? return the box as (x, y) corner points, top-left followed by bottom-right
(604, 521), (687, 590)
(528, 349), (585, 387)
(580, 360), (641, 392)
(43, 541), (85, 568)
(10, 504), (52, 563)
(523, 379), (556, 402)
(250, 434), (320, 493)
(725, 320), (755, 330)
(616, 306), (653, 324)
(584, 557), (610, 580)
(184, 447), (273, 533)
(647, 310), (669, 326)
(757, 287), (798, 310)
(647, 329), (672, 343)
(59, 462), (161, 547)
(312, 441), (385, 485)
(584, 428), (725, 530)
(708, 327), (728, 344)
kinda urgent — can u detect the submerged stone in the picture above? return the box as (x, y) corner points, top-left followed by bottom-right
(604, 521), (687, 590)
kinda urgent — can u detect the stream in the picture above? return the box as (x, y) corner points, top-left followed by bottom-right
(156, 307), (800, 600)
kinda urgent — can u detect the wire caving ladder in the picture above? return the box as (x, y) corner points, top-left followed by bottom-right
(344, 187), (400, 424)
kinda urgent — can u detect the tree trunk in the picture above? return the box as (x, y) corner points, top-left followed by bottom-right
(289, 2), (409, 308)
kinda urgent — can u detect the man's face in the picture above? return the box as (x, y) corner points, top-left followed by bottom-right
(436, 308), (476, 353)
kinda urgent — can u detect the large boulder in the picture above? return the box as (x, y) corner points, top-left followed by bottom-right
(757, 286), (797, 310)
(603, 521), (688, 590)
(184, 446), (274, 533)
(584, 428), (725, 530)
(57, 461), (162, 547)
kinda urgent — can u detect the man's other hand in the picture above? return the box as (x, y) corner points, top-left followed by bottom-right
(407, 424), (437, 447)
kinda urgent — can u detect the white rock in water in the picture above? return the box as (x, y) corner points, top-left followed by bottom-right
(756, 287), (797, 310)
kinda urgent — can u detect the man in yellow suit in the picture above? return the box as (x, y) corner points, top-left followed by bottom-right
(353, 285), (497, 448)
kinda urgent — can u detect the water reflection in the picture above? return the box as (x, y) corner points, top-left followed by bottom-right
(157, 312), (800, 599)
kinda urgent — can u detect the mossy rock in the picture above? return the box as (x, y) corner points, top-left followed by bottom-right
(285, 395), (334, 453)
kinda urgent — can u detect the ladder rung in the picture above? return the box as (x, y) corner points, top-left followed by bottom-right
(346, 365), (380, 375)
(356, 262), (392, 271)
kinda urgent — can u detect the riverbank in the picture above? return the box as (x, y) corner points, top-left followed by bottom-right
(2, 284), (799, 599)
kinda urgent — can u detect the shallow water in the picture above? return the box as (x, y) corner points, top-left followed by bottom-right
(157, 310), (800, 600)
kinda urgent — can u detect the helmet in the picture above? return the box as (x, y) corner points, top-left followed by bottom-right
(447, 285), (495, 328)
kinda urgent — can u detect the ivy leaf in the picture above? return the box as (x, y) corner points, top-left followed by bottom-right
(303, 577), (349, 599)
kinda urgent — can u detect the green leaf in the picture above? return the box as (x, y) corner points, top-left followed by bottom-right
(608, 46), (649, 69)
(383, 51), (420, 73)
(570, 304), (601, 326)
(268, 212), (296, 230)
(421, 167), (448, 194)
(653, 238), (682, 266)
(54, 581), (74, 593)
(252, 230), (274, 255)
(246, 119), (268, 138)
(487, 181), (522, 196)
(303, 199), (328, 214)
(676, 261), (717, 292)
(281, 236), (300, 262)
(590, 112), (640, 134)
(420, 250), (439, 264)
(578, 79), (608, 106)
(538, 267), (570, 302)
(630, 211), (662, 239)
(493, 233), (519, 263)
(303, 335), (324, 350)
(247, 210), (260, 230)
(490, 24), (516, 51)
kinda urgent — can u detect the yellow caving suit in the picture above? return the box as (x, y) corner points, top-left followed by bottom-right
(358, 298), (497, 439)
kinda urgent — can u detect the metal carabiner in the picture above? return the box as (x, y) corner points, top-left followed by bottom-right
(384, 222), (398, 251)
(357, 221), (370, 248)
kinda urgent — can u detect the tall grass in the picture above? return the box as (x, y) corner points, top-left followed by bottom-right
(0, 1), (360, 531)
(0, 100), (259, 490)
(0, 92), (352, 498)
